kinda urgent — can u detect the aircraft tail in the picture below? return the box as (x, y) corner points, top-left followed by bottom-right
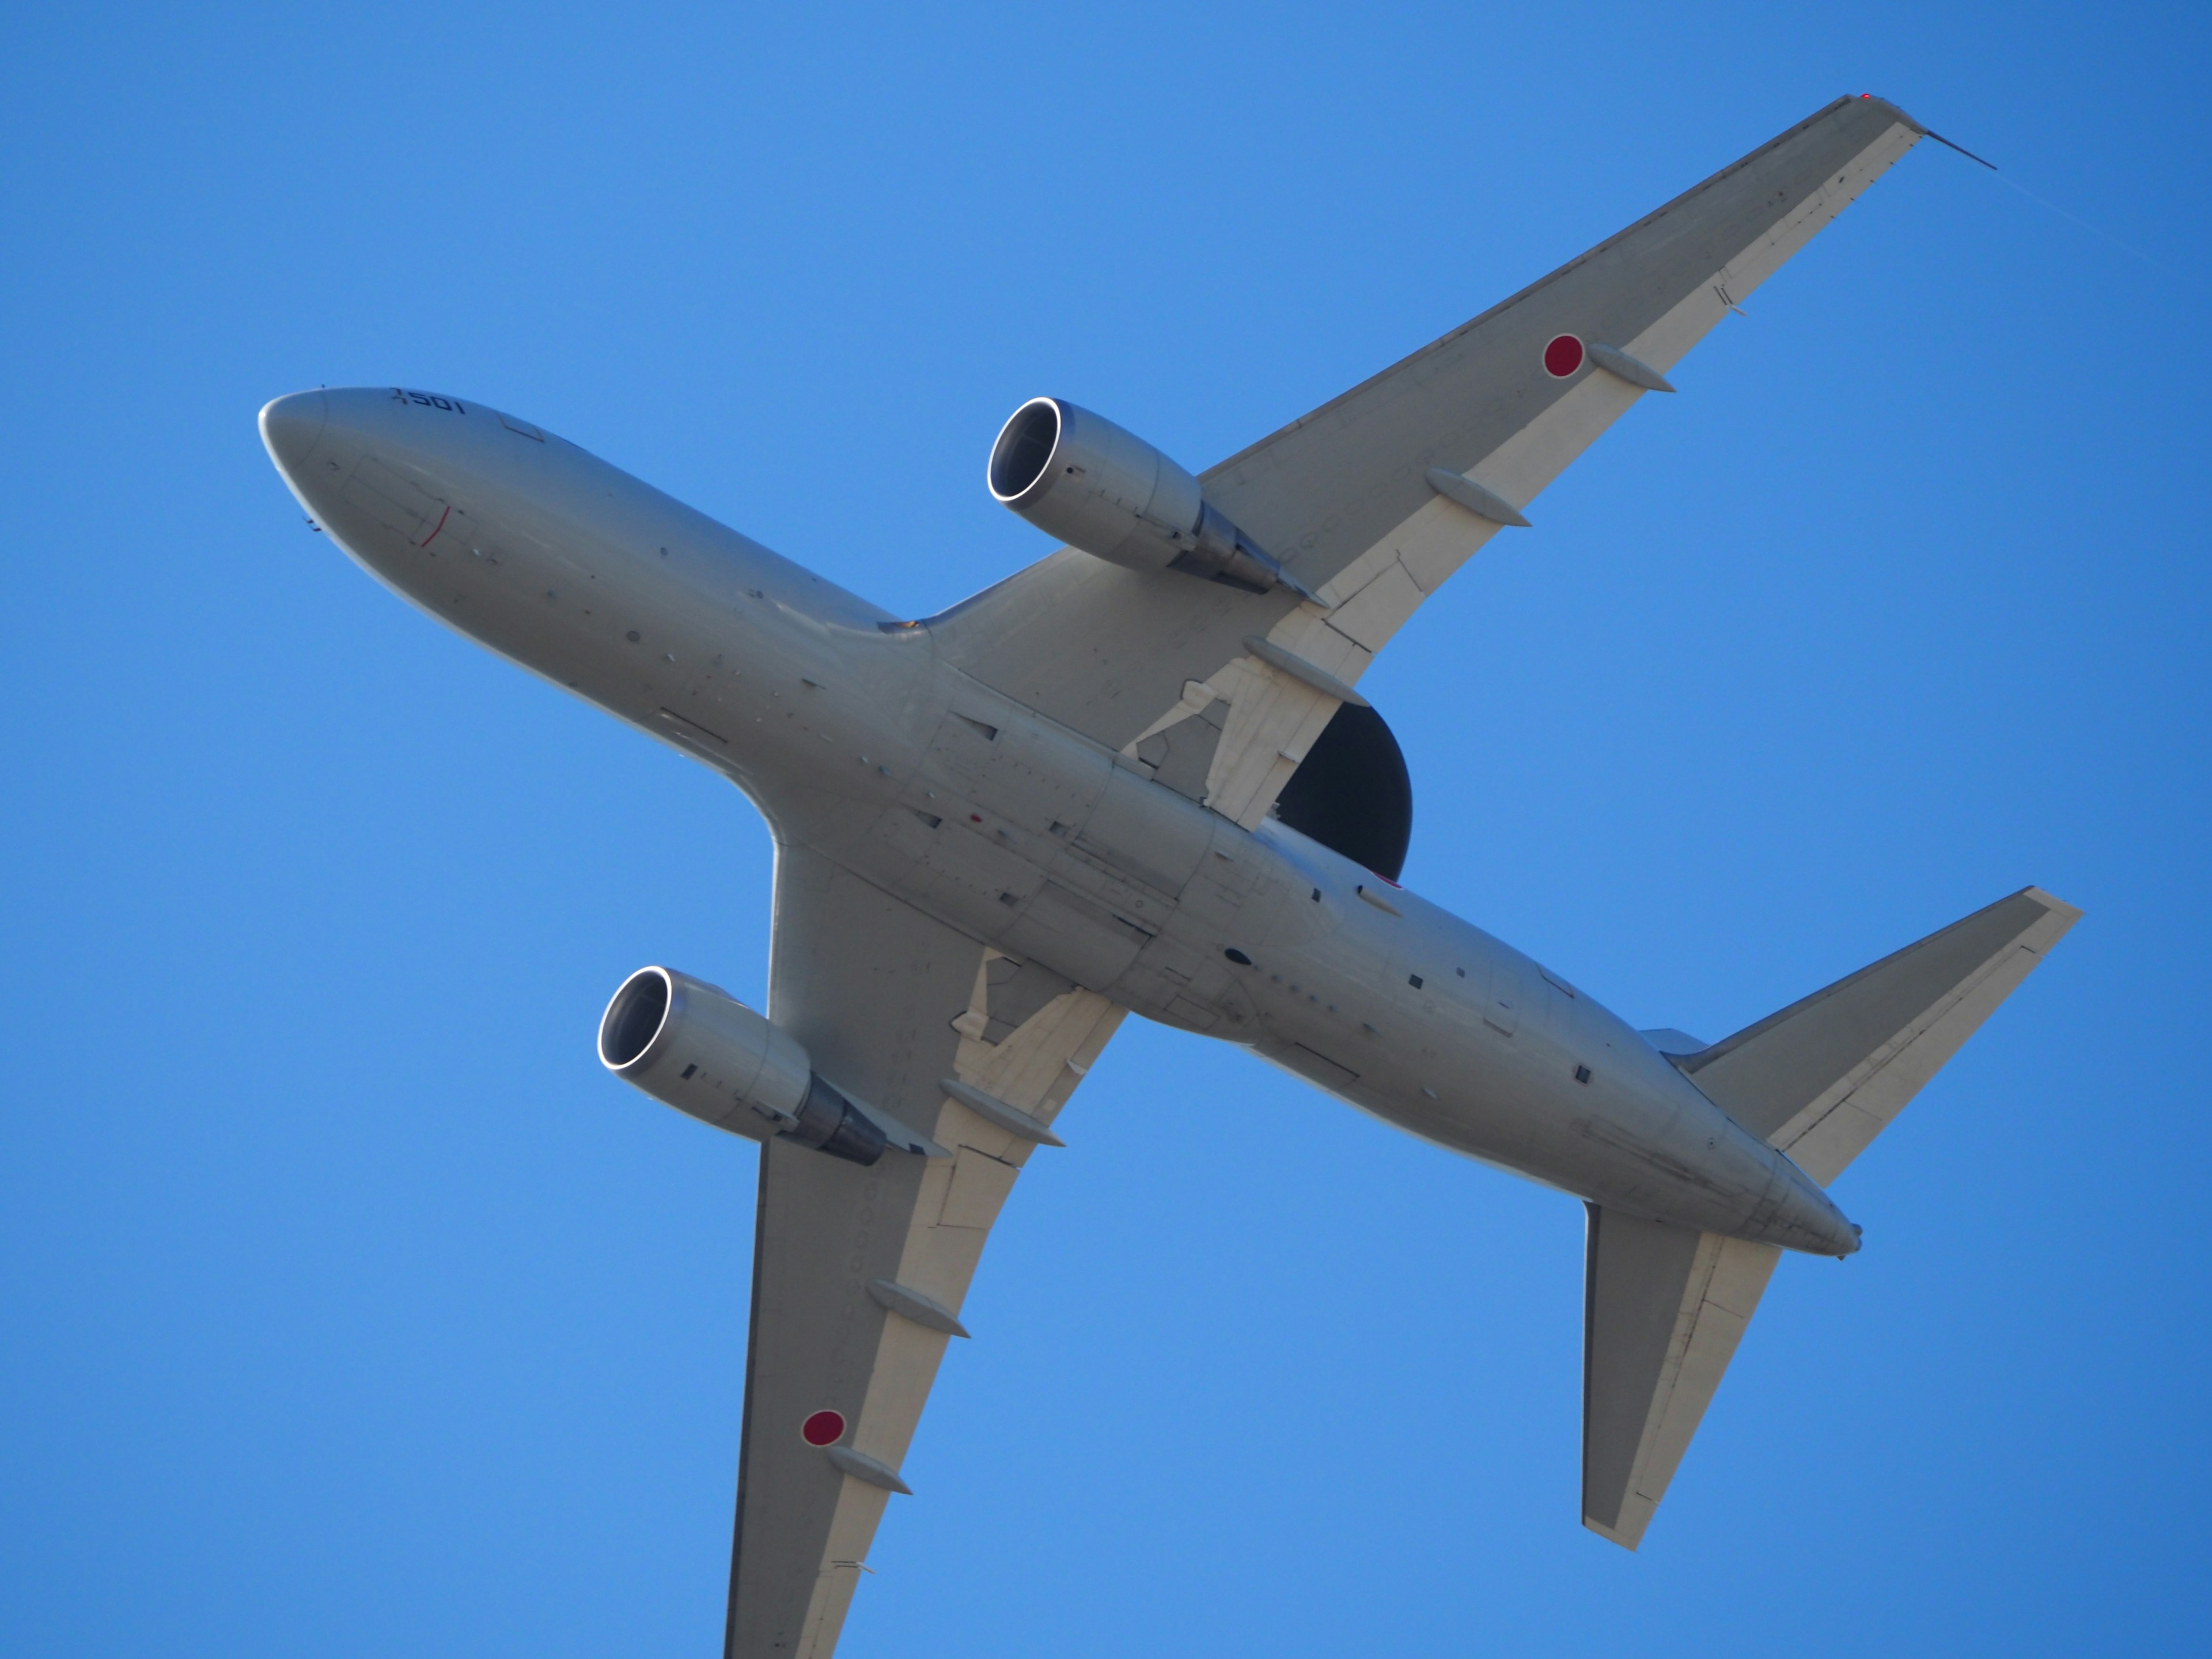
(1581, 887), (2082, 1548)
(1673, 886), (2082, 1184)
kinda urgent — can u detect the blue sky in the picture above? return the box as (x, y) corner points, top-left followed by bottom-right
(5, 3), (2207, 1654)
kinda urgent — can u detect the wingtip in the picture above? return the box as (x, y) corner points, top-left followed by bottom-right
(2021, 885), (2085, 926)
(1582, 1514), (1644, 1551)
(1851, 92), (1926, 134)
(1847, 95), (1999, 170)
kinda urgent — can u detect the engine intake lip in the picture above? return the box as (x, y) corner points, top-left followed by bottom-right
(599, 965), (675, 1071)
(987, 397), (1062, 503)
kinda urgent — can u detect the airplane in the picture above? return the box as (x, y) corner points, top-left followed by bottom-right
(260, 94), (2077, 1658)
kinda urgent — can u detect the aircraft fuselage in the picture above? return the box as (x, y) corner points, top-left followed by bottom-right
(263, 386), (1859, 1257)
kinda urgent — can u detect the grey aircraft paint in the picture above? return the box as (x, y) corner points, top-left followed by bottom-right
(262, 384), (1858, 1258)
(259, 94), (2081, 1657)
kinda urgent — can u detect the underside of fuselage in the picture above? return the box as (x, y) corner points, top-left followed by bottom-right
(256, 94), (2090, 1641)
(261, 382), (1861, 1260)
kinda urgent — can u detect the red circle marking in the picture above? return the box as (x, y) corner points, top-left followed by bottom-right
(801, 1410), (846, 1447)
(1543, 334), (1585, 378)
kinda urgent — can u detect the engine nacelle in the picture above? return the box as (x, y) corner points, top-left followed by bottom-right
(987, 397), (1306, 597)
(597, 966), (886, 1165)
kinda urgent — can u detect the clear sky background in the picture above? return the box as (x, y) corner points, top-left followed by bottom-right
(5, 4), (2207, 1654)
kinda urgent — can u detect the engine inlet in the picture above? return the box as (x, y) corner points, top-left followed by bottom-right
(600, 967), (672, 1068)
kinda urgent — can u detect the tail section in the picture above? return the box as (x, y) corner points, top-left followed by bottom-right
(1581, 887), (2081, 1548)
(1582, 1207), (1779, 1548)
(1675, 887), (2082, 1183)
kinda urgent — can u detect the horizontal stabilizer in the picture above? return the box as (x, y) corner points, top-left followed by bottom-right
(1582, 1206), (1779, 1549)
(1676, 888), (2081, 1183)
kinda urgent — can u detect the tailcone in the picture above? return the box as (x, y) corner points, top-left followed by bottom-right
(1771, 1171), (1862, 1257)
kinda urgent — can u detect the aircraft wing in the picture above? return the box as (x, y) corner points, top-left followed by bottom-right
(725, 842), (1124, 1659)
(933, 94), (1927, 831)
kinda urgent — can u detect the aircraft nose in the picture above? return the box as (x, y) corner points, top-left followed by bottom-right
(259, 389), (328, 479)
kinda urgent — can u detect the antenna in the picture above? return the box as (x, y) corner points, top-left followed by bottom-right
(1924, 129), (1998, 170)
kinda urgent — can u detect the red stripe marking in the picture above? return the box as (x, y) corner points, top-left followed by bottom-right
(418, 503), (452, 549)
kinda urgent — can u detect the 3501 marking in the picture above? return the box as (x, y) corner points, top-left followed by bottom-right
(390, 388), (467, 413)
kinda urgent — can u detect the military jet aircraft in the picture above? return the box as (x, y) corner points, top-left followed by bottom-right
(261, 93), (2076, 1658)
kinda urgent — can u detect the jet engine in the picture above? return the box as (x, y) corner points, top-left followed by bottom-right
(987, 397), (1308, 597)
(597, 965), (886, 1165)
